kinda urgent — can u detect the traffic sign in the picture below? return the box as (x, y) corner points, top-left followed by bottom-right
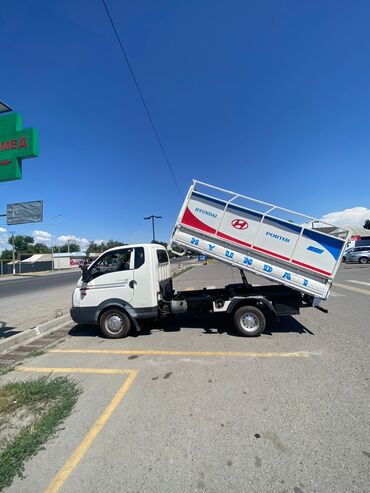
(7, 200), (43, 225)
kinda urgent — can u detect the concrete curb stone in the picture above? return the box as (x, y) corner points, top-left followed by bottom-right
(0, 314), (72, 355)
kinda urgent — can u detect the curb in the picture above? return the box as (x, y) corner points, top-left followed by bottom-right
(0, 314), (72, 355)
(0, 268), (80, 281)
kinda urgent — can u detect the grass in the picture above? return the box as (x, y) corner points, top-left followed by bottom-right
(0, 375), (80, 491)
(172, 265), (194, 278)
(0, 366), (16, 377)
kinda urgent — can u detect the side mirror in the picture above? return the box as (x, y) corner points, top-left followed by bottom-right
(81, 265), (90, 283)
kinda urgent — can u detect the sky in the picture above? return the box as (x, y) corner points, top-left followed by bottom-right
(1, 0), (370, 251)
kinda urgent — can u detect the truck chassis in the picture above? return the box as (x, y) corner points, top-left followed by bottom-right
(164, 271), (304, 337)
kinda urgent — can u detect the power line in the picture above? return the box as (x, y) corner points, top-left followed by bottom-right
(101, 0), (183, 198)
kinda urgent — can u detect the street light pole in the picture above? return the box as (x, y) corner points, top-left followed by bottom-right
(50, 214), (62, 271)
(144, 215), (162, 242)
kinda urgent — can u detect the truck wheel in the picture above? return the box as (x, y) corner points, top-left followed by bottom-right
(234, 305), (266, 337)
(99, 308), (131, 338)
(359, 257), (369, 264)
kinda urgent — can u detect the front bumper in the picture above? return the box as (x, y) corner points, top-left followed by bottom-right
(70, 307), (98, 325)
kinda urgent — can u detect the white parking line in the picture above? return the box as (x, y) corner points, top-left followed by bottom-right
(333, 282), (370, 296)
(329, 291), (346, 297)
(347, 280), (370, 287)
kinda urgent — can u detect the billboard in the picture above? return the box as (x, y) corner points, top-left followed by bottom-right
(7, 200), (43, 225)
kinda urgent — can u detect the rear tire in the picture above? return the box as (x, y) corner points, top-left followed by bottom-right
(359, 257), (369, 264)
(99, 308), (131, 339)
(234, 305), (266, 337)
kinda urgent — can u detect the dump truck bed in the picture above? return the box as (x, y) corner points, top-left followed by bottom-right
(171, 181), (350, 300)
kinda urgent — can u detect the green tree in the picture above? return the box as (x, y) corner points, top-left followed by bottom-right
(105, 240), (125, 249)
(86, 240), (125, 254)
(8, 235), (34, 255)
(0, 249), (13, 261)
(33, 243), (52, 254)
(86, 241), (100, 254)
(363, 219), (370, 230)
(58, 242), (80, 253)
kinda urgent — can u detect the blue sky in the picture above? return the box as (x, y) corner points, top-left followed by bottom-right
(1, 0), (370, 250)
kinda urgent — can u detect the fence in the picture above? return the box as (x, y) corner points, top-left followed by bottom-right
(0, 259), (53, 275)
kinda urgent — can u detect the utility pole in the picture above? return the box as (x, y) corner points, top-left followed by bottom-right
(11, 231), (16, 275)
(144, 215), (162, 242)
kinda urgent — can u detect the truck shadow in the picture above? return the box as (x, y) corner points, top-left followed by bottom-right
(146, 314), (313, 337)
(0, 321), (21, 339)
(68, 314), (313, 339)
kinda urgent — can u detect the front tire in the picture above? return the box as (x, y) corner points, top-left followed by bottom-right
(99, 308), (131, 338)
(359, 257), (369, 264)
(233, 305), (266, 337)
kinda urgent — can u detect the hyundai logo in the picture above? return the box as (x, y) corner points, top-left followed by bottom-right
(232, 219), (248, 230)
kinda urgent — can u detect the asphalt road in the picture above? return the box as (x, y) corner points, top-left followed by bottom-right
(2, 261), (369, 493)
(0, 270), (80, 298)
(0, 261), (194, 338)
(0, 270), (81, 338)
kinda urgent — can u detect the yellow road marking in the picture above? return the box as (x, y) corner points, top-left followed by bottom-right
(17, 367), (133, 375)
(51, 349), (310, 358)
(333, 282), (370, 296)
(16, 367), (138, 493)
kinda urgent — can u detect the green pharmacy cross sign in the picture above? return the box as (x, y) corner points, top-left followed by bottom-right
(0, 112), (38, 182)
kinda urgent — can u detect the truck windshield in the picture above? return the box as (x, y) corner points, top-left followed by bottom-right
(90, 249), (133, 279)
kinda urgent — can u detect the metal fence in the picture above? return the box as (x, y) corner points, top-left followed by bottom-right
(0, 253), (53, 276)
(0, 260), (53, 275)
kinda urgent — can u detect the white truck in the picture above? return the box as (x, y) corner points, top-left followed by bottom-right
(71, 180), (350, 338)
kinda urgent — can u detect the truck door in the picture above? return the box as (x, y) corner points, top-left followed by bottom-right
(85, 248), (135, 306)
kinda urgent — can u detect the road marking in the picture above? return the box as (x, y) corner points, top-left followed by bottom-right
(17, 367), (133, 375)
(51, 349), (310, 358)
(347, 280), (370, 287)
(16, 367), (138, 493)
(183, 287), (194, 291)
(333, 282), (370, 296)
(329, 291), (345, 297)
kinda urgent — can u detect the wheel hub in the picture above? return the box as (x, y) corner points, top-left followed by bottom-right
(106, 314), (123, 333)
(240, 313), (259, 331)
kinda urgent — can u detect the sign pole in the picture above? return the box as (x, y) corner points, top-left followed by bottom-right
(11, 231), (15, 275)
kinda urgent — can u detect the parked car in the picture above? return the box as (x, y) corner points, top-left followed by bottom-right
(345, 247), (370, 264)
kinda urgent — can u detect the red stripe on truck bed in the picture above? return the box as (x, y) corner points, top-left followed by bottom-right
(181, 208), (216, 234)
(181, 207), (332, 277)
(291, 259), (331, 277)
(252, 245), (290, 261)
(215, 231), (251, 248)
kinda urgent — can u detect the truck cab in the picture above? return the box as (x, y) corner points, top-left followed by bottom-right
(71, 243), (171, 338)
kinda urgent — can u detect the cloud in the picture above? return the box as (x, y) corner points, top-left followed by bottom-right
(321, 207), (370, 227)
(57, 235), (89, 248)
(32, 230), (52, 243)
(0, 227), (8, 247)
(94, 239), (107, 246)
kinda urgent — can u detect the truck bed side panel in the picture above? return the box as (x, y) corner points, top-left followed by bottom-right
(171, 183), (350, 300)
